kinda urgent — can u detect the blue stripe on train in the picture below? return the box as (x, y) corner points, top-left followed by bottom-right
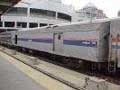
(18, 38), (53, 43)
(63, 40), (97, 47)
(17, 38), (97, 47)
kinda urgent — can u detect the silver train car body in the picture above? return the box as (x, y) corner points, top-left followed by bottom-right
(0, 18), (120, 72)
(110, 19), (120, 68)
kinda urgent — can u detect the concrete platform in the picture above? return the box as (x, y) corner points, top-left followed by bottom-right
(0, 48), (76, 90)
(0, 47), (92, 89)
(0, 54), (47, 90)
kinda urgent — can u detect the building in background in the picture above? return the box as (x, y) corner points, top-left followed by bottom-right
(0, 0), (76, 31)
(0, 1), (108, 32)
(76, 3), (107, 21)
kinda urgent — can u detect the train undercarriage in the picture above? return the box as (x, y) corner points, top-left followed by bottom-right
(0, 43), (119, 75)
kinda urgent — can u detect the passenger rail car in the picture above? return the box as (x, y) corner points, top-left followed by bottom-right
(0, 19), (120, 73)
(109, 19), (120, 72)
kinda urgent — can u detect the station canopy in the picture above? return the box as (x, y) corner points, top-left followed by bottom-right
(0, 0), (21, 15)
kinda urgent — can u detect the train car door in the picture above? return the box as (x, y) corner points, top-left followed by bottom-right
(15, 35), (18, 45)
(53, 33), (63, 53)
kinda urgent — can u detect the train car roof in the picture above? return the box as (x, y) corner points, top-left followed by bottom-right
(17, 17), (120, 33)
(18, 18), (110, 33)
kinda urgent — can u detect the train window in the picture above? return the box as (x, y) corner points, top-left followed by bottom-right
(0, 22), (2, 27)
(29, 23), (38, 28)
(5, 22), (15, 27)
(17, 22), (27, 28)
(58, 34), (61, 40)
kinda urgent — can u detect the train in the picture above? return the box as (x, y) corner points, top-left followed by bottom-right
(0, 18), (120, 73)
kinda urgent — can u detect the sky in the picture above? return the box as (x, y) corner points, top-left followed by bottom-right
(62, 0), (120, 18)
